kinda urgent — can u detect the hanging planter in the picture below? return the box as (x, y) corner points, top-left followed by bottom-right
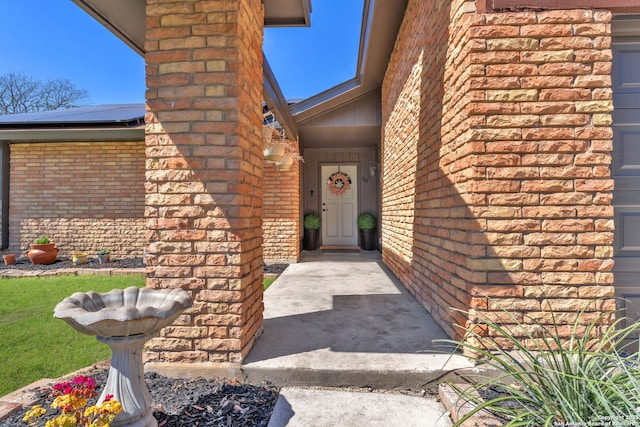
(262, 125), (275, 150)
(263, 143), (286, 162)
(277, 153), (295, 171)
(261, 115), (303, 168)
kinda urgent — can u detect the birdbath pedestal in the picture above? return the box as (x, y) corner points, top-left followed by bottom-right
(54, 287), (192, 427)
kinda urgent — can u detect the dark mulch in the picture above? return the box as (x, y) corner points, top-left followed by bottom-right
(0, 369), (279, 427)
(263, 263), (289, 276)
(1, 257), (289, 277)
(0, 256), (145, 271)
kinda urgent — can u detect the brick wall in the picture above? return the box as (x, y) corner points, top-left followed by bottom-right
(382, 0), (615, 346)
(10, 142), (146, 258)
(144, 0), (265, 363)
(263, 153), (301, 263)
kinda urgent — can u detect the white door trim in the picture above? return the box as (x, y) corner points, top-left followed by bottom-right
(321, 164), (358, 247)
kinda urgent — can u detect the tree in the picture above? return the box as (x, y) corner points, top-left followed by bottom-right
(0, 71), (90, 115)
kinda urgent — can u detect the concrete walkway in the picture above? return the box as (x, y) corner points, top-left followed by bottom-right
(0, 254), (472, 425)
(244, 250), (472, 426)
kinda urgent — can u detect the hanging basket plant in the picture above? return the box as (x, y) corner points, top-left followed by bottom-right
(327, 171), (352, 195)
(263, 141), (286, 162)
(262, 125), (276, 150)
(262, 116), (303, 169)
(277, 153), (295, 170)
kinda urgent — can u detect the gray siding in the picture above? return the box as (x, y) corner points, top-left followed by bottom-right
(302, 147), (380, 247)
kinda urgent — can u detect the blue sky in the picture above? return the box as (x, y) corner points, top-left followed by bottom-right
(0, 0), (363, 105)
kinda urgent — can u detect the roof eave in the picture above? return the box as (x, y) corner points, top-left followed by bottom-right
(70, 0), (300, 140)
(0, 126), (145, 143)
(291, 0), (408, 124)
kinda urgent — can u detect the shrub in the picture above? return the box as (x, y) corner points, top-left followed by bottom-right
(34, 237), (50, 244)
(357, 214), (375, 230)
(439, 303), (640, 427)
(304, 214), (321, 230)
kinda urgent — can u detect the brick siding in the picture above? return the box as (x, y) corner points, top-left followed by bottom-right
(263, 153), (301, 262)
(144, 0), (265, 363)
(382, 0), (615, 346)
(10, 142), (146, 258)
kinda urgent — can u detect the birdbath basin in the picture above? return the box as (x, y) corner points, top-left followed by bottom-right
(54, 286), (192, 427)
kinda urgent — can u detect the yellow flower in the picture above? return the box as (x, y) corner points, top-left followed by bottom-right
(45, 413), (78, 427)
(99, 399), (122, 415)
(24, 377), (122, 427)
(83, 405), (100, 418)
(52, 394), (87, 412)
(22, 404), (47, 425)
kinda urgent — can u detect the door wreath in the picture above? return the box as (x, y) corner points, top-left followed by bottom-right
(327, 171), (352, 195)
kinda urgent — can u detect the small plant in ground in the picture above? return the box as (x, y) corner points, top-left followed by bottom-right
(439, 302), (640, 427)
(23, 375), (122, 426)
(34, 237), (50, 244)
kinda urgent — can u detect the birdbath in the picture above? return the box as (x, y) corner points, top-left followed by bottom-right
(54, 286), (192, 427)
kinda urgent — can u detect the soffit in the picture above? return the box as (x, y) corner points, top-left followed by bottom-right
(0, 127), (144, 142)
(71, 0), (311, 55)
(293, 0), (408, 149)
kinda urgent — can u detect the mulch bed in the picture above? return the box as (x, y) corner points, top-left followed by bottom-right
(0, 258), (287, 425)
(0, 256), (145, 271)
(0, 257), (289, 276)
(0, 369), (279, 427)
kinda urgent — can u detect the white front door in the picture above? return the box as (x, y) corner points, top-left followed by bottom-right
(613, 30), (640, 327)
(321, 165), (358, 246)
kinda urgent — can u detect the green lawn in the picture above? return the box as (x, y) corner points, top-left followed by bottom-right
(263, 277), (276, 291)
(0, 275), (145, 397)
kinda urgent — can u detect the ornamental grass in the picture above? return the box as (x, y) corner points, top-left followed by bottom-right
(439, 303), (640, 427)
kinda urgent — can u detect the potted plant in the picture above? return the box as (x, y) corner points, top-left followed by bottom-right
(358, 213), (376, 251)
(97, 249), (111, 264)
(71, 251), (88, 265)
(263, 140), (286, 162)
(303, 214), (321, 251)
(2, 253), (15, 265)
(27, 236), (59, 265)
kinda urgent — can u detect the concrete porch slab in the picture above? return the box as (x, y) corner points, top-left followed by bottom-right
(267, 387), (453, 427)
(243, 251), (472, 391)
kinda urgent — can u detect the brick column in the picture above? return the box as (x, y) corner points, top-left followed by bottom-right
(144, 0), (265, 363)
(464, 9), (615, 348)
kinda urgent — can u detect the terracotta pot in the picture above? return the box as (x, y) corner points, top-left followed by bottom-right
(27, 243), (59, 265)
(3, 254), (15, 265)
(98, 254), (111, 264)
